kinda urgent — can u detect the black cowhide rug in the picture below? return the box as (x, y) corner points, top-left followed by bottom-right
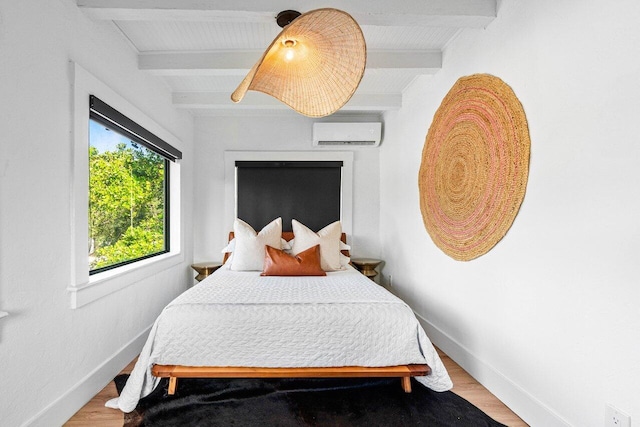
(115, 374), (506, 427)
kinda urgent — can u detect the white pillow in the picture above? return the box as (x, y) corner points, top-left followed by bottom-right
(287, 238), (350, 267)
(222, 237), (291, 254)
(291, 219), (342, 271)
(230, 217), (282, 271)
(221, 239), (235, 254)
(340, 253), (351, 267)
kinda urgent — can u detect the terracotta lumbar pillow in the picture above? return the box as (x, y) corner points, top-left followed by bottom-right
(261, 244), (326, 276)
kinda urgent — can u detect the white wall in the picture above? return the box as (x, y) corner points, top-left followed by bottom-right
(193, 114), (382, 264)
(0, 1), (194, 426)
(380, 0), (640, 426)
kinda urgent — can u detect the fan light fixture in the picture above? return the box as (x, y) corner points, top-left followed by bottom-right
(231, 8), (367, 117)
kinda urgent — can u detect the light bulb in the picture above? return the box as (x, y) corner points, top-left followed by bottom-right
(282, 39), (297, 62)
(285, 49), (295, 61)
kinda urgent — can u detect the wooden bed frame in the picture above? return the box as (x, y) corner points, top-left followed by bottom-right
(153, 231), (431, 394)
(152, 364), (430, 394)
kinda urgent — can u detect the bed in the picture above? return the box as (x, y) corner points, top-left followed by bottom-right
(107, 221), (452, 413)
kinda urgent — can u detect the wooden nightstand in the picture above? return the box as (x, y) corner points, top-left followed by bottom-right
(190, 261), (223, 282)
(351, 258), (382, 282)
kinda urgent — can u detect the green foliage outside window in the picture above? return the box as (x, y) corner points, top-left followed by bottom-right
(89, 121), (167, 272)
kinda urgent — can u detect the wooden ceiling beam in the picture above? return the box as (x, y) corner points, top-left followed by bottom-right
(77, 0), (496, 28)
(172, 92), (403, 111)
(139, 50), (442, 76)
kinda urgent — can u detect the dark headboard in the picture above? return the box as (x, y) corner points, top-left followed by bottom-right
(235, 161), (342, 232)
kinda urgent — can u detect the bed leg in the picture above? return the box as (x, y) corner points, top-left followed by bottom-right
(168, 376), (177, 395)
(401, 376), (412, 393)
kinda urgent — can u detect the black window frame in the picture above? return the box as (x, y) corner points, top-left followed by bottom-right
(88, 95), (181, 275)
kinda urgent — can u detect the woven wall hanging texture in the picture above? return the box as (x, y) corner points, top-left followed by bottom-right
(418, 74), (530, 261)
(231, 8), (366, 118)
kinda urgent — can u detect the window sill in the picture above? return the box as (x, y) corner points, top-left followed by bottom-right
(68, 251), (183, 309)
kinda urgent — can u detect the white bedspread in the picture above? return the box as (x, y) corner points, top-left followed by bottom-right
(106, 266), (452, 412)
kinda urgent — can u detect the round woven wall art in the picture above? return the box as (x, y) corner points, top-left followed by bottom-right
(418, 74), (530, 261)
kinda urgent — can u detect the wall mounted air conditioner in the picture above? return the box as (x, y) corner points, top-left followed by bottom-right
(312, 122), (382, 147)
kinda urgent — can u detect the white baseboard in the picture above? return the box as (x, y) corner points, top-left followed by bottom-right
(22, 325), (152, 427)
(414, 312), (570, 427)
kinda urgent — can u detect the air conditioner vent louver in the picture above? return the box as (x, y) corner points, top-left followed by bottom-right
(313, 122), (382, 147)
(316, 140), (377, 146)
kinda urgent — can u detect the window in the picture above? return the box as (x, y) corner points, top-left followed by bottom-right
(88, 96), (181, 274)
(70, 63), (184, 308)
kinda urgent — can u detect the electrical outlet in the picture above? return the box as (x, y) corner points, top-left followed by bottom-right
(605, 404), (631, 427)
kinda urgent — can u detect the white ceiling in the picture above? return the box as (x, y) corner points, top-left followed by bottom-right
(77, 0), (497, 117)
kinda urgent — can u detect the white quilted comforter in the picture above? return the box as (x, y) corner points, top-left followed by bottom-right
(106, 266), (452, 412)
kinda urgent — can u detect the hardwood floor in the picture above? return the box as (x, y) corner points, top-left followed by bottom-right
(65, 349), (527, 426)
(436, 349), (528, 426)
